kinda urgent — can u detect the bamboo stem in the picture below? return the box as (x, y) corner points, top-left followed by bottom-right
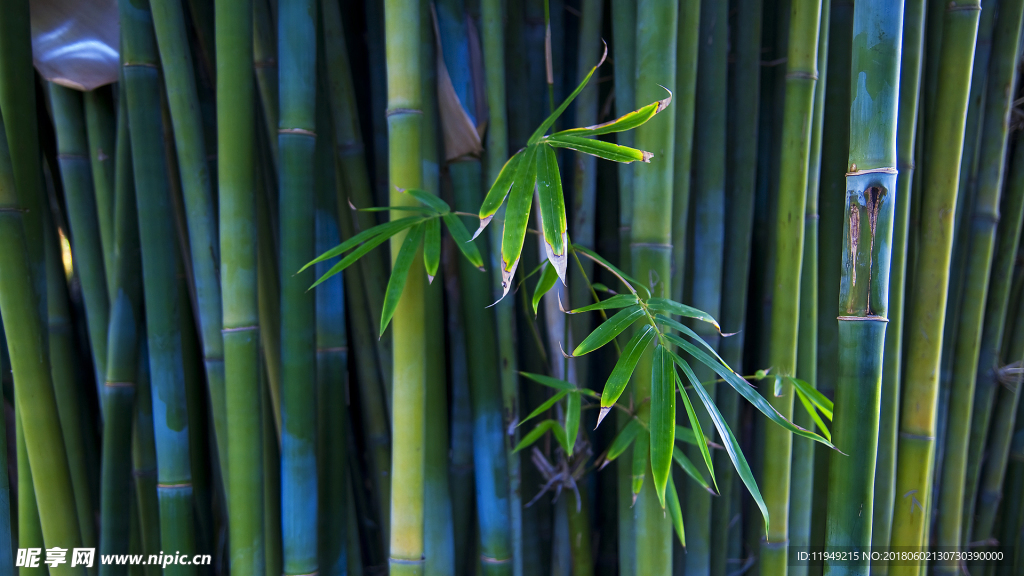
(82, 87), (117, 299)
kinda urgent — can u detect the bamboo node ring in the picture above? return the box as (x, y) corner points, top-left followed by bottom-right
(156, 481), (193, 488)
(386, 107), (424, 117)
(285, 571), (319, 576)
(837, 315), (888, 322)
(898, 431), (934, 441)
(222, 325), (259, 333)
(104, 381), (135, 388)
(279, 128), (317, 137)
(123, 62), (158, 68)
(846, 167), (898, 177)
(389, 557), (425, 565)
(480, 555), (512, 564)
(785, 71), (818, 80)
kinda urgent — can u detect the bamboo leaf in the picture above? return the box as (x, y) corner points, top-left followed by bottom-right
(519, 389), (570, 428)
(553, 88), (673, 138)
(666, 477), (686, 548)
(788, 376), (833, 419)
(441, 213), (484, 270)
(309, 224), (409, 290)
(673, 370), (717, 493)
(571, 243), (648, 297)
(544, 134), (652, 164)
(675, 425), (700, 447)
(400, 187), (450, 214)
(677, 358), (769, 533)
(571, 305), (645, 357)
(354, 205), (436, 213)
(646, 297), (722, 332)
(379, 223), (425, 336)
(423, 217), (440, 282)
(301, 215), (423, 274)
(532, 262), (559, 315)
(632, 429), (649, 496)
(527, 41), (608, 145)
(598, 324), (656, 426)
(475, 149), (523, 237)
(513, 419), (569, 455)
(499, 145), (540, 299)
(673, 446), (715, 495)
(566, 391), (581, 454)
(536, 144), (568, 281)
(520, 371), (575, 392)
(795, 386), (832, 441)
(601, 418), (642, 468)
(562, 293), (639, 314)
(651, 345), (675, 507)
(658, 316), (729, 367)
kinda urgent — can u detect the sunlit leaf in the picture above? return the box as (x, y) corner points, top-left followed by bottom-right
(401, 188), (450, 214)
(657, 315), (730, 367)
(423, 217), (440, 282)
(520, 371), (575, 392)
(353, 205), (436, 213)
(475, 149), (523, 237)
(632, 429), (649, 496)
(598, 324), (656, 427)
(651, 345), (675, 507)
(666, 478), (686, 548)
(566, 391), (581, 454)
(553, 88), (673, 138)
(519, 389), (570, 428)
(601, 418), (641, 468)
(789, 376), (833, 419)
(513, 419), (569, 455)
(571, 305), (644, 357)
(442, 213), (484, 270)
(379, 223), (425, 336)
(499, 145), (540, 299)
(532, 262), (559, 316)
(562, 293), (639, 314)
(646, 297), (722, 332)
(537, 144), (568, 281)
(301, 215), (424, 274)
(544, 135), (652, 163)
(309, 221), (417, 290)
(527, 41), (608, 145)
(673, 370), (717, 493)
(673, 446), (715, 495)
(795, 386), (832, 441)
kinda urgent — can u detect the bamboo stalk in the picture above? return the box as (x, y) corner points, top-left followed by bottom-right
(760, 1), (820, 572)
(120, 0), (199, 568)
(263, 377), (284, 576)
(132, 342), (161, 576)
(253, 0), (280, 170)
(888, 1), (981, 569)
(82, 87), (117, 298)
(16, 409), (46, 576)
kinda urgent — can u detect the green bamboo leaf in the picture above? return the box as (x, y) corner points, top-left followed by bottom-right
(598, 324), (656, 426)
(566, 391), (581, 454)
(400, 188), (450, 214)
(561, 293), (639, 314)
(519, 389), (570, 428)
(475, 149), (523, 237)
(571, 243), (647, 297)
(675, 425), (700, 446)
(668, 342), (835, 448)
(300, 215), (423, 274)
(537, 144), (568, 281)
(520, 371), (575, 392)
(601, 418), (642, 469)
(553, 88), (673, 138)
(354, 205), (436, 213)
(423, 217), (440, 282)
(666, 477), (686, 548)
(632, 429), (649, 496)
(673, 370), (717, 493)
(513, 419), (568, 455)
(532, 262), (559, 316)
(658, 316), (730, 367)
(646, 297), (722, 332)
(499, 145), (540, 299)
(543, 135), (652, 164)
(673, 446), (715, 495)
(571, 305), (644, 357)
(527, 41), (608, 145)
(651, 345), (676, 507)
(309, 224), (409, 290)
(677, 358), (769, 533)
(795, 386), (832, 442)
(379, 223), (425, 337)
(788, 376), (833, 419)
(441, 213), (484, 270)
(591, 282), (610, 292)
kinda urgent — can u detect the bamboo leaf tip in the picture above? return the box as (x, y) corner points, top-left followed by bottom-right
(595, 406), (612, 429)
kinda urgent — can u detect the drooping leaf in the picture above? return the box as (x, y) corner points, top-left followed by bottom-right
(300, 215), (424, 274)
(520, 371), (575, 392)
(553, 88), (673, 138)
(423, 217), (440, 282)
(673, 446), (715, 495)
(571, 305), (645, 357)
(401, 188), (450, 214)
(795, 386), (832, 442)
(673, 370), (717, 493)
(562, 293), (639, 314)
(598, 324), (656, 427)
(666, 477), (686, 548)
(527, 41), (608, 145)
(544, 134), (652, 164)
(532, 262), (559, 315)
(566, 391), (581, 454)
(513, 419), (569, 455)
(601, 418), (642, 468)
(475, 149), (523, 237)
(789, 376), (833, 419)
(379, 223), (425, 336)
(309, 220), (418, 290)
(536, 146), (569, 282)
(571, 244), (647, 297)
(632, 429), (649, 496)
(519, 389), (570, 428)
(677, 358), (769, 533)
(499, 145), (540, 299)
(651, 345), (676, 507)
(657, 315), (730, 367)
(646, 297), (722, 332)
(441, 213), (484, 270)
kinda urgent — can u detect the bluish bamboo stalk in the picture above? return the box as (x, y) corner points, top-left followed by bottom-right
(83, 87), (117, 298)
(132, 342), (161, 576)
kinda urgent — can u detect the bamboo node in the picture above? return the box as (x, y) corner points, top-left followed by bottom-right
(57, 153), (89, 161)
(316, 346), (348, 353)
(898, 431), (934, 441)
(279, 128), (317, 137)
(480, 555), (512, 564)
(157, 481), (193, 489)
(846, 166), (898, 176)
(386, 107), (423, 117)
(836, 315), (888, 322)
(104, 381), (135, 388)
(123, 61), (158, 68)
(389, 557), (425, 565)
(785, 71), (818, 81)
(285, 571), (319, 576)
(0, 207), (27, 213)
(222, 325), (258, 332)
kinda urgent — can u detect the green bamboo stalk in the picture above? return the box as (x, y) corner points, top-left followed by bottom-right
(82, 87), (117, 298)
(632, 1), (677, 574)
(872, 0), (926, 561)
(365, 0), (392, 208)
(99, 106), (142, 575)
(150, 0), (228, 482)
(16, 410), (45, 576)
(256, 150), (283, 435)
(384, 0), (428, 573)
(888, 1), (981, 570)
(120, 0), (198, 569)
(254, 0), (280, 170)
(995, 325), (1024, 576)
(713, 0), (762, 573)
(669, 0), (699, 310)
(936, 0), (1023, 557)
(822, 2), (902, 574)
(217, 0), (266, 571)
(263, 378), (283, 576)
(760, 1), (820, 573)
(0, 94), (85, 576)
(132, 343), (161, 576)
(0, 335), (10, 572)
(567, 487), (592, 576)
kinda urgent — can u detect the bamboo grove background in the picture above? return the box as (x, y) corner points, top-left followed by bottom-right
(0, 0), (1023, 574)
